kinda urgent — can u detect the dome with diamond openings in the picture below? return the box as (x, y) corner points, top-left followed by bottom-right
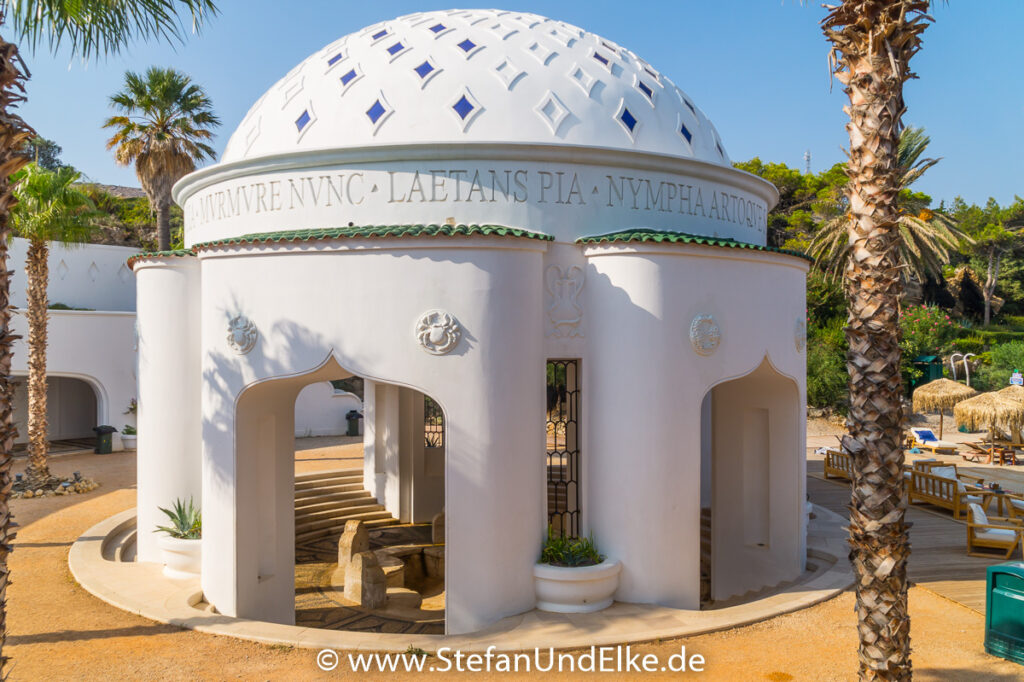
(221, 8), (730, 165)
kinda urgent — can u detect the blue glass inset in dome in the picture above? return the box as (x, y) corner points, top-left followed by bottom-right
(387, 41), (404, 55)
(295, 110), (311, 132)
(371, 29), (388, 40)
(457, 39), (476, 52)
(367, 100), (387, 123)
(593, 52), (609, 66)
(414, 61), (434, 78)
(327, 53), (343, 66)
(638, 81), (653, 100)
(620, 108), (637, 132)
(429, 23), (446, 33)
(679, 122), (692, 143)
(340, 69), (357, 85)
(453, 95), (474, 120)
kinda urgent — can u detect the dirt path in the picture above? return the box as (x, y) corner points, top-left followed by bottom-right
(5, 450), (1022, 680)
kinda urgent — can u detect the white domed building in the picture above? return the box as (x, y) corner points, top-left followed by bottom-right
(132, 8), (809, 635)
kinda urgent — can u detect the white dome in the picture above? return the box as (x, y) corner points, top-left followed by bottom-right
(222, 9), (730, 165)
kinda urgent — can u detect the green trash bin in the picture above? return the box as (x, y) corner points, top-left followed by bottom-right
(345, 410), (362, 437)
(93, 425), (118, 454)
(985, 562), (1024, 664)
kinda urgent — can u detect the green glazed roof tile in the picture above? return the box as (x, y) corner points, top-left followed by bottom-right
(577, 229), (812, 262)
(192, 224), (553, 251)
(126, 249), (195, 269)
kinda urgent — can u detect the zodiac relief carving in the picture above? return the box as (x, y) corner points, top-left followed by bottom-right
(690, 314), (721, 356)
(227, 315), (259, 355)
(416, 310), (461, 355)
(545, 265), (585, 338)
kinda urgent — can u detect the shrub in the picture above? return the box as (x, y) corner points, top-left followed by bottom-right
(948, 336), (986, 355)
(807, 340), (849, 412)
(539, 527), (604, 567)
(900, 304), (958, 357)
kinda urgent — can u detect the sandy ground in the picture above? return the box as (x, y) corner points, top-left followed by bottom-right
(4, 440), (1024, 680)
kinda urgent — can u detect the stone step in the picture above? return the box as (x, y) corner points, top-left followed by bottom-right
(295, 517), (400, 543)
(295, 508), (394, 534)
(386, 586), (423, 609)
(295, 470), (362, 489)
(295, 481), (366, 499)
(295, 490), (373, 511)
(295, 500), (387, 524)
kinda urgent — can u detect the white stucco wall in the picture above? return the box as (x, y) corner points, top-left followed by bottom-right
(583, 243), (807, 609)
(9, 237), (138, 312)
(293, 382), (361, 437)
(134, 257), (202, 563)
(194, 237), (546, 633)
(10, 310), (137, 450)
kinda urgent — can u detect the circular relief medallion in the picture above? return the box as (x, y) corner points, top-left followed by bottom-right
(796, 318), (807, 353)
(227, 315), (259, 355)
(689, 314), (721, 356)
(416, 310), (461, 355)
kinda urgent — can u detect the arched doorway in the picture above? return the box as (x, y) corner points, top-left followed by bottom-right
(13, 374), (101, 452)
(233, 355), (447, 632)
(699, 358), (803, 607)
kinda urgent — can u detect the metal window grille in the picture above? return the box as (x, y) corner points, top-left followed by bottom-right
(547, 359), (580, 538)
(424, 395), (444, 448)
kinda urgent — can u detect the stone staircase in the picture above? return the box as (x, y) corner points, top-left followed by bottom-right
(294, 469), (398, 544)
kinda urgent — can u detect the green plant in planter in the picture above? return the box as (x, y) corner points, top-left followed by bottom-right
(539, 526), (604, 567)
(155, 497), (201, 539)
(122, 424), (137, 436)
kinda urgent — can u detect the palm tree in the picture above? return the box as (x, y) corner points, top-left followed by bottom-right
(104, 67), (220, 251)
(0, 2), (218, 673)
(809, 126), (971, 284)
(12, 164), (98, 488)
(822, 1), (932, 679)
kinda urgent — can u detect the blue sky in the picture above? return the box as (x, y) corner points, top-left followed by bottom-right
(18, 1), (1023, 207)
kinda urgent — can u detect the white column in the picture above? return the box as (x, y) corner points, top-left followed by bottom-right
(362, 380), (377, 498)
(133, 255), (202, 563)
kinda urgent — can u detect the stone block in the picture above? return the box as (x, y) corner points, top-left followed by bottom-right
(344, 550), (387, 609)
(432, 510), (445, 544)
(424, 545), (445, 579)
(337, 519), (369, 569)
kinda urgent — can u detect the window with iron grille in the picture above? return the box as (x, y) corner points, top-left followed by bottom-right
(424, 395), (444, 448)
(547, 359), (580, 537)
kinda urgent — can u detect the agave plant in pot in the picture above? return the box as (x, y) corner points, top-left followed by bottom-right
(534, 527), (621, 613)
(155, 498), (201, 579)
(120, 424), (137, 450)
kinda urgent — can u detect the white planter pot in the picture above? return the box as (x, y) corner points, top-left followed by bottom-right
(121, 435), (137, 450)
(158, 535), (201, 580)
(534, 559), (621, 613)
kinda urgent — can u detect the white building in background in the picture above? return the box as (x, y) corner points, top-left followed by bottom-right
(9, 238), (138, 450)
(7, 237), (359, 451)
(134, 9), (808, 636)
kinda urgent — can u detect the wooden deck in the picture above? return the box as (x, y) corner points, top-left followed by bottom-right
(807, 462), (1007, 614)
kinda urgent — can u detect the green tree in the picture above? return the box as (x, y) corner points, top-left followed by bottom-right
(104, 66), (220, 251)
(809, 126), (971, 285)
(0, 1), (218, 672)
(22, 136), (64, 170)
(953, 196), (1024, 325)
(822, 1), (932, 677)
(11, 164), (99, 488)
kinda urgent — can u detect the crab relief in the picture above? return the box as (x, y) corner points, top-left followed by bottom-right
(545, 265), (585, 338)
(227, 315), (259, 355)
(689, 314), (721, 356)
(416, 310), (461, 355)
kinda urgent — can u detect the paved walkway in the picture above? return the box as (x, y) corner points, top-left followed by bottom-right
(807, 460), (1005, 614)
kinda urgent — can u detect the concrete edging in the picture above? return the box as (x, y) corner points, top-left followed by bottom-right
(69, 505), (854, 653)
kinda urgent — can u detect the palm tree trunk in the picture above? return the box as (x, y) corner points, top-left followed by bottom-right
(824, 2), (931, 679)
(0, 17), (33, 676)
(24, 239), (49, 488)
(156, 201), (171, 251)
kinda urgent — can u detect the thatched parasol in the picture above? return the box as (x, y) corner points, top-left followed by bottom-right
(995, 384), (1024, 443)
(912, 378), (977, 438)
(954, 392), (1024, 453)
